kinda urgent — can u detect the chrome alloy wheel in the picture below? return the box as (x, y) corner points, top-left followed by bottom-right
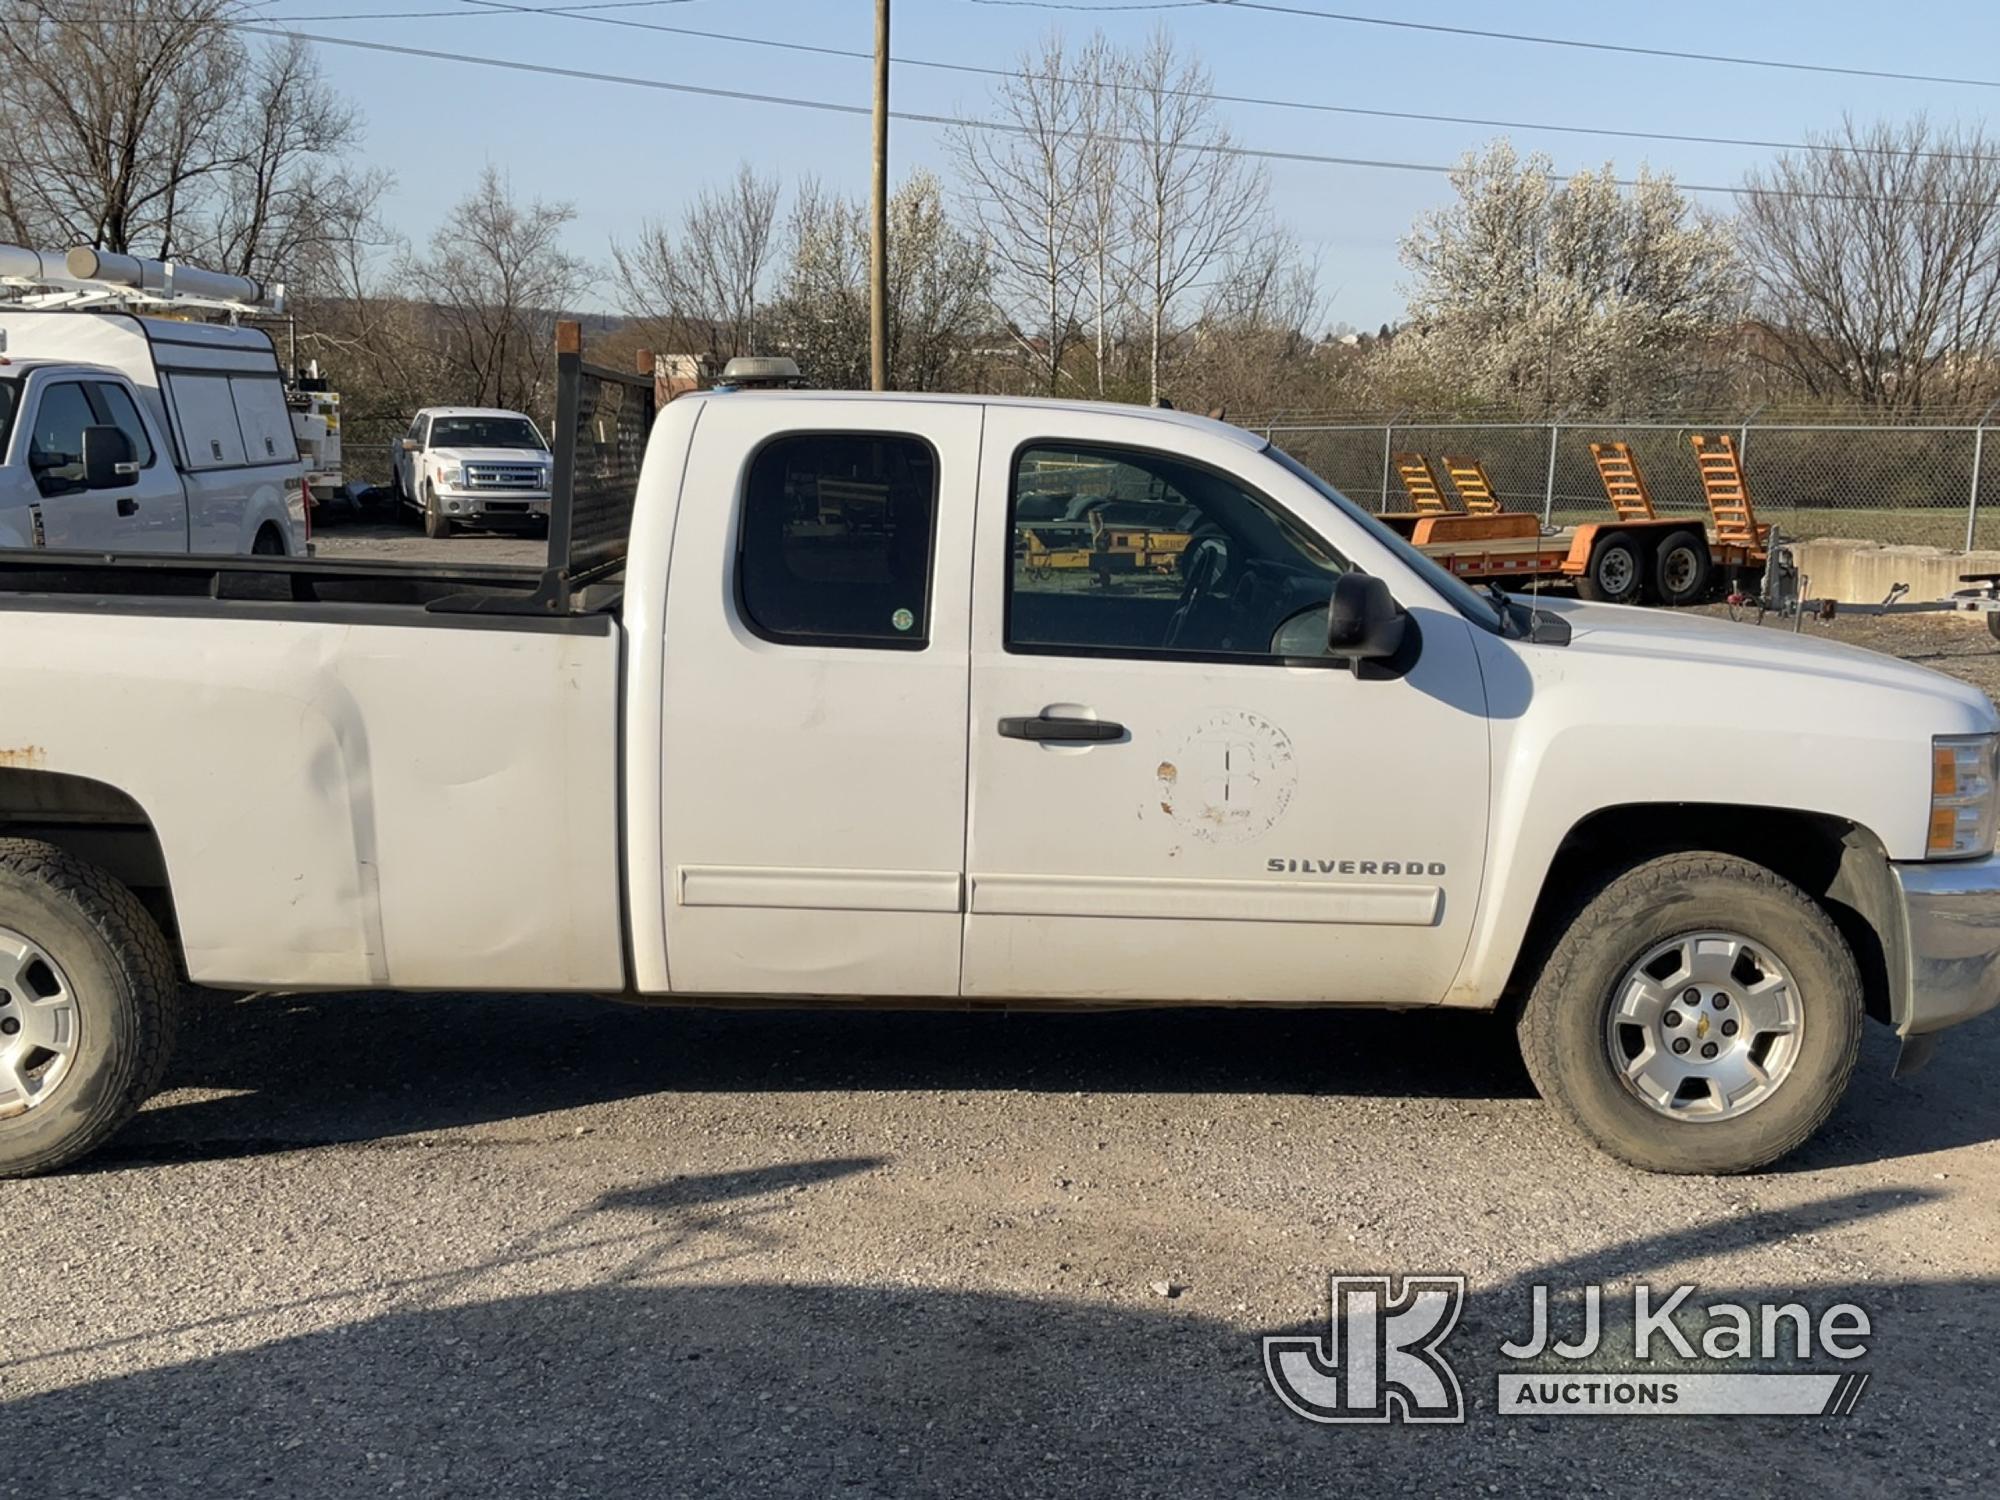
(1604, 930), (1804, 1121)
(0, 928), (81, 1119)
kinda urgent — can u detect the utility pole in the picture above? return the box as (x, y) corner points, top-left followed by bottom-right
(870, 0), (890, 391)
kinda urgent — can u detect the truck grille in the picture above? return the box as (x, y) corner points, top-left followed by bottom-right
(464, 463), (546, 490)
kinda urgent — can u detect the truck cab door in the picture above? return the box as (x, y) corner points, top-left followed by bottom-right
(961, 413), (1492, 1005)
(657, 399), (981, 997)
(21, 377), (187, 551)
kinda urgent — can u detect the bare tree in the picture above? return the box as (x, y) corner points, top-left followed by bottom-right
(613, 163), (781, 370)
(1121, 29), (1268, 404)
(951, 31), (1093, 392)
(197, 34), (371, 286)
(0, 0), (240, 254)
(1738, 117), (2000, 412)
(399, 168), (596, 413)
(1074, 33), (1132, 396)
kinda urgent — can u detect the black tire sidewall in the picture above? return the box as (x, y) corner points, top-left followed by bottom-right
(0, 869), (149, 1172)
(1533, 865), (1861, 1174)
(1652, 529), (1711, 606)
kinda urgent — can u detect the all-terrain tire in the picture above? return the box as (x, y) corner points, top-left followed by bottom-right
(1517, 852), (1862, 1174)
(0, 840), (179, 1178)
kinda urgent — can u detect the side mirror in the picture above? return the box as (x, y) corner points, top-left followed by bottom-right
(1325, 571), (1406, 661)
(400, 437), (421, 453)
(81, 425), (138, 489)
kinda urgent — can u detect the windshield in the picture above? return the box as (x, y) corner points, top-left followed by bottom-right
(0, 378), (17, 460)
(430, 416), (546, 451)
(1266, 444), (1504, 634)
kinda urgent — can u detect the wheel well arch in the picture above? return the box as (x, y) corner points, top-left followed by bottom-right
(0, 769), (182, 953)
(1502, 802), (1904, 1031)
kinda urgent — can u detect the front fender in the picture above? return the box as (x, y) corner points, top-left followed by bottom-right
(1448, 628), (1944, 1007)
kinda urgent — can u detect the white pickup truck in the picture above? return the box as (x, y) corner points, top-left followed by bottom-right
(0, 309), (306, 556)
(1, 391), (1996, 1178)
(390, 406), (554, 538)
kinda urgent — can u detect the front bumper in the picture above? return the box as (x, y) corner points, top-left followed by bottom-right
(436, 490), (551, 522)
(1890, 854), (2000, 1039)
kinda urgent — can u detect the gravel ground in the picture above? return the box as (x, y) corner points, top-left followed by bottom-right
(4, 586), (1998, 1498)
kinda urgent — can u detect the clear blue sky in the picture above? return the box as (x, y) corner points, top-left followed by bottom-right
(261, 0), (2000, 326)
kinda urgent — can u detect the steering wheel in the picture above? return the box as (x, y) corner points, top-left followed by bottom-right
(1164, 531), (1229, 648)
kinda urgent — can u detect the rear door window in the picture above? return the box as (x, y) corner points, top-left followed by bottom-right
(737, 433), (938, 649)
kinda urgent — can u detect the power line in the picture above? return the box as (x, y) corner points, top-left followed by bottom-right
(973, 0), (2000, 90)
(206, 23), (1999, 209)
(240, 1), (1988, 166)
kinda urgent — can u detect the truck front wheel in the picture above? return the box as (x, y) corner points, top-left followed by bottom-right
(0, 841), (179, 1178)
(423, 483), (454, 540)
(1517, 852), (1862, 1174)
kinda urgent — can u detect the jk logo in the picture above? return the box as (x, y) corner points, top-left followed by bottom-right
(1264, 1275), (1467, 1424)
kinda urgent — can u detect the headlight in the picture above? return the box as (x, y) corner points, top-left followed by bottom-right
(1929, 733), (2000, 857)
(439, 465), (464, 487)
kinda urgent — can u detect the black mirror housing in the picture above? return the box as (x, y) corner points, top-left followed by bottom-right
(81, 425), (137, 490)
(1325, 571), (1406, 660)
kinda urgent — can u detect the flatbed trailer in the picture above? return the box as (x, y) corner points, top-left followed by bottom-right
(1378, 437), (1770, 606)
(1378, 509), (1758, 605)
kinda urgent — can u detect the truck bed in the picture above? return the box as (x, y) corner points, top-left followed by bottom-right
(0, 572), (626, 991)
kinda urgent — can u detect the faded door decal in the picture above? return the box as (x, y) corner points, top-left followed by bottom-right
(1155, 709), (1298, 845)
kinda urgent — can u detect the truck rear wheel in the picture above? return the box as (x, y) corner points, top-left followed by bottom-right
(1517, 852), (1861, 1174)
(1649, 529), (1712, 607)
(0, 841), (179, 1178)
(1574, 530), (1644, 604)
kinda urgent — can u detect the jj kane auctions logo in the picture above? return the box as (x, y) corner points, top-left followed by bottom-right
(1265, 1276), (1872, 1423)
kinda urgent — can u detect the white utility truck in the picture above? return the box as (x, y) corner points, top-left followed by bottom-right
(390, 405), (554, 538)
(0, 246), (307, 556)
(0, 383), (1996, 1178)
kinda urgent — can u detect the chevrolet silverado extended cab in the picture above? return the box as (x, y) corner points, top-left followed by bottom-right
(1, 391), (1997, 1178)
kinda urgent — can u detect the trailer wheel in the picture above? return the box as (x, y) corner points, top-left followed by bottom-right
(1986, 611), (2000, 645)
(1517, 852), (1861, 1174)
(1649, 529), (1712, 607)
(422, 483), (454, 540)
(0, 841), (180, 1178)
(1575, 530), (1644, 604)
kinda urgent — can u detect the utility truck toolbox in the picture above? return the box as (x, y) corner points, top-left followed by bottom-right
(0, 374), (1996, 1178)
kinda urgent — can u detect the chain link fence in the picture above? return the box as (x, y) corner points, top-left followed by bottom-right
(1260, 418), (2000, 553)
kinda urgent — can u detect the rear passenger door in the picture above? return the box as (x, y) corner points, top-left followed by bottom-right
(658, 399), (981, 997)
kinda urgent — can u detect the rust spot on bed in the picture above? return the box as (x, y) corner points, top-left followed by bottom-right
(0, 746), (46, 769)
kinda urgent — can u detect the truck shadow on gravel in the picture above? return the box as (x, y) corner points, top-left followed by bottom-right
(0, 1182), (1986, 1498)
(104, 990), (2000, 1171)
